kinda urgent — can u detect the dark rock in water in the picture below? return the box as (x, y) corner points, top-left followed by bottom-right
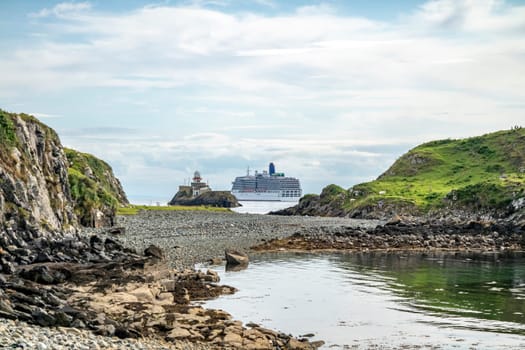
(144, 245), (164, 260)
(225, 264), (248, 272)
(225, 249), (249, 266)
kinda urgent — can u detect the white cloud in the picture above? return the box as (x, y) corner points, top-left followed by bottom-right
(412, 0), (525, 32)
(30, 2), (92, 18)
(252, 0), (276, 8)
(3, 0), (525, 197)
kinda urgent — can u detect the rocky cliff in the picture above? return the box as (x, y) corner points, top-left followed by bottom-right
(0, 109), (128, 242)
(0, 111), (77, 240)
(276, 128), (525, 222)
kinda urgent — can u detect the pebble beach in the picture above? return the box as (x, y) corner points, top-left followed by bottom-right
(0, 211), (378, 350)
(2, 210), (524, 349)
(111, 210), (380, 269)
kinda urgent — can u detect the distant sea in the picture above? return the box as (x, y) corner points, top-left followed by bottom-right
(127, 197), (297, 215)
(232, 201), (297, 215)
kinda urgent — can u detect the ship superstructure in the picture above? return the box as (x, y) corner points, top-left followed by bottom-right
(231, 163), (302, 202)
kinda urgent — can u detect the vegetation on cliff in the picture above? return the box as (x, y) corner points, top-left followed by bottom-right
(283, 128), (525, 219)
(1, 109), (128, 232)
(0, 109), (76, 234)
(65, 148), (129, 226)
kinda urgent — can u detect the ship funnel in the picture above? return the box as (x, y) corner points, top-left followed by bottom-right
(269, 162), (276, 175)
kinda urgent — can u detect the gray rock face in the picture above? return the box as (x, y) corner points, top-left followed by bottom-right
(0, 114), (77, 246)
(1, 111), (129, 255)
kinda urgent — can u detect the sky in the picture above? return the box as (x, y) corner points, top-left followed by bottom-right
(1, 0), (524, 203)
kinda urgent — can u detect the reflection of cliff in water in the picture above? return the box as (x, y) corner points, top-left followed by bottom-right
(331, 251), (525, 327)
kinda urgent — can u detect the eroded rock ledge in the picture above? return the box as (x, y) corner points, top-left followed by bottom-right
(253, 220), (525, 253)
(0, 233), (322, 350)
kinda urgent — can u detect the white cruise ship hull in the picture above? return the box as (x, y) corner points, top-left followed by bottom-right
(232, 191), (300, 202)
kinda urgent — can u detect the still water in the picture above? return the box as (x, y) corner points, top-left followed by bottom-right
(232, 201), (297, 214)
(202, 252), (525, 349)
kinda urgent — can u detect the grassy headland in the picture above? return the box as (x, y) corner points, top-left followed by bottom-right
(284, 128), (525, 219)
(65, 148), (129, 226)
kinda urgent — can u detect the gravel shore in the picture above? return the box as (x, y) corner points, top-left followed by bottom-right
(108, 211), (381, 269)
(0, 318), (212, 350)
(1, 211), (379, 350)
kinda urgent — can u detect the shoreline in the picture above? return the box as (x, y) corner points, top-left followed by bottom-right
(2, 210), (524, 349)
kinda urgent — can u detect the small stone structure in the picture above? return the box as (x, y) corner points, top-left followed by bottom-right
(178, 171), (211, 198)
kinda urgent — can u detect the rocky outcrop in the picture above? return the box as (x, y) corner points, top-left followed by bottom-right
(0, 111), (77, 244)
(0, 109), (128, 257)
(65, 148), (128, 227)
(0, 231), (143, 327)
(225, 249), (249, 266)
(253, 219), (525, 253)
(272, 185), (349, 217)
(275, 128), (525, 223)
(169, 190), (240, 208)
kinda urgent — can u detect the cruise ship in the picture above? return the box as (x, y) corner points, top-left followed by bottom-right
(231, 163), (302, 202)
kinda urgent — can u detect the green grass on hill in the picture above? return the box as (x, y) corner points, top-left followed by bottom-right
(0, 111), (17, 148)
(340, 127), (525, 214)
(65, 148), (129, 225)
(117, 205), (232, 215)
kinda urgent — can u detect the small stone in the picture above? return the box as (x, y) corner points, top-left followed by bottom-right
(144, 245), (164, 260)
(166, 327), (191, 340)
(32, 309), (56, 327)
(36, 342), (48, 350)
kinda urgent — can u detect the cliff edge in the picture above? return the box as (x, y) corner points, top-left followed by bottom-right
(0, 111), (77, 240)
(0, 109), (128, 241)
(65, 148), (129, 227)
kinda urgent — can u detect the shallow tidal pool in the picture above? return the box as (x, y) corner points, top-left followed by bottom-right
(200, 251), (525, 349)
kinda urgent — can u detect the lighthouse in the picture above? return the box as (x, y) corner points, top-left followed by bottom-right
(190, 170), (210, 197)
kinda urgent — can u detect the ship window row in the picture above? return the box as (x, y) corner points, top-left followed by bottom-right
(281, 190), (301, 197)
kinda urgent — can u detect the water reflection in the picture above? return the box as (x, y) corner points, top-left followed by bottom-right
(332, 252), (525, 327)
(202, 251), (525, 349)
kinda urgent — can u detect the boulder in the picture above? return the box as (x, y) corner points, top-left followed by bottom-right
(32, 309), (56, 327)
(144, 245), (164, 260)
(19, 266), (55, 284)
(107, 227), (125, 235)
(169, 190), (240, 208)
(225, 249), (249, 266)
